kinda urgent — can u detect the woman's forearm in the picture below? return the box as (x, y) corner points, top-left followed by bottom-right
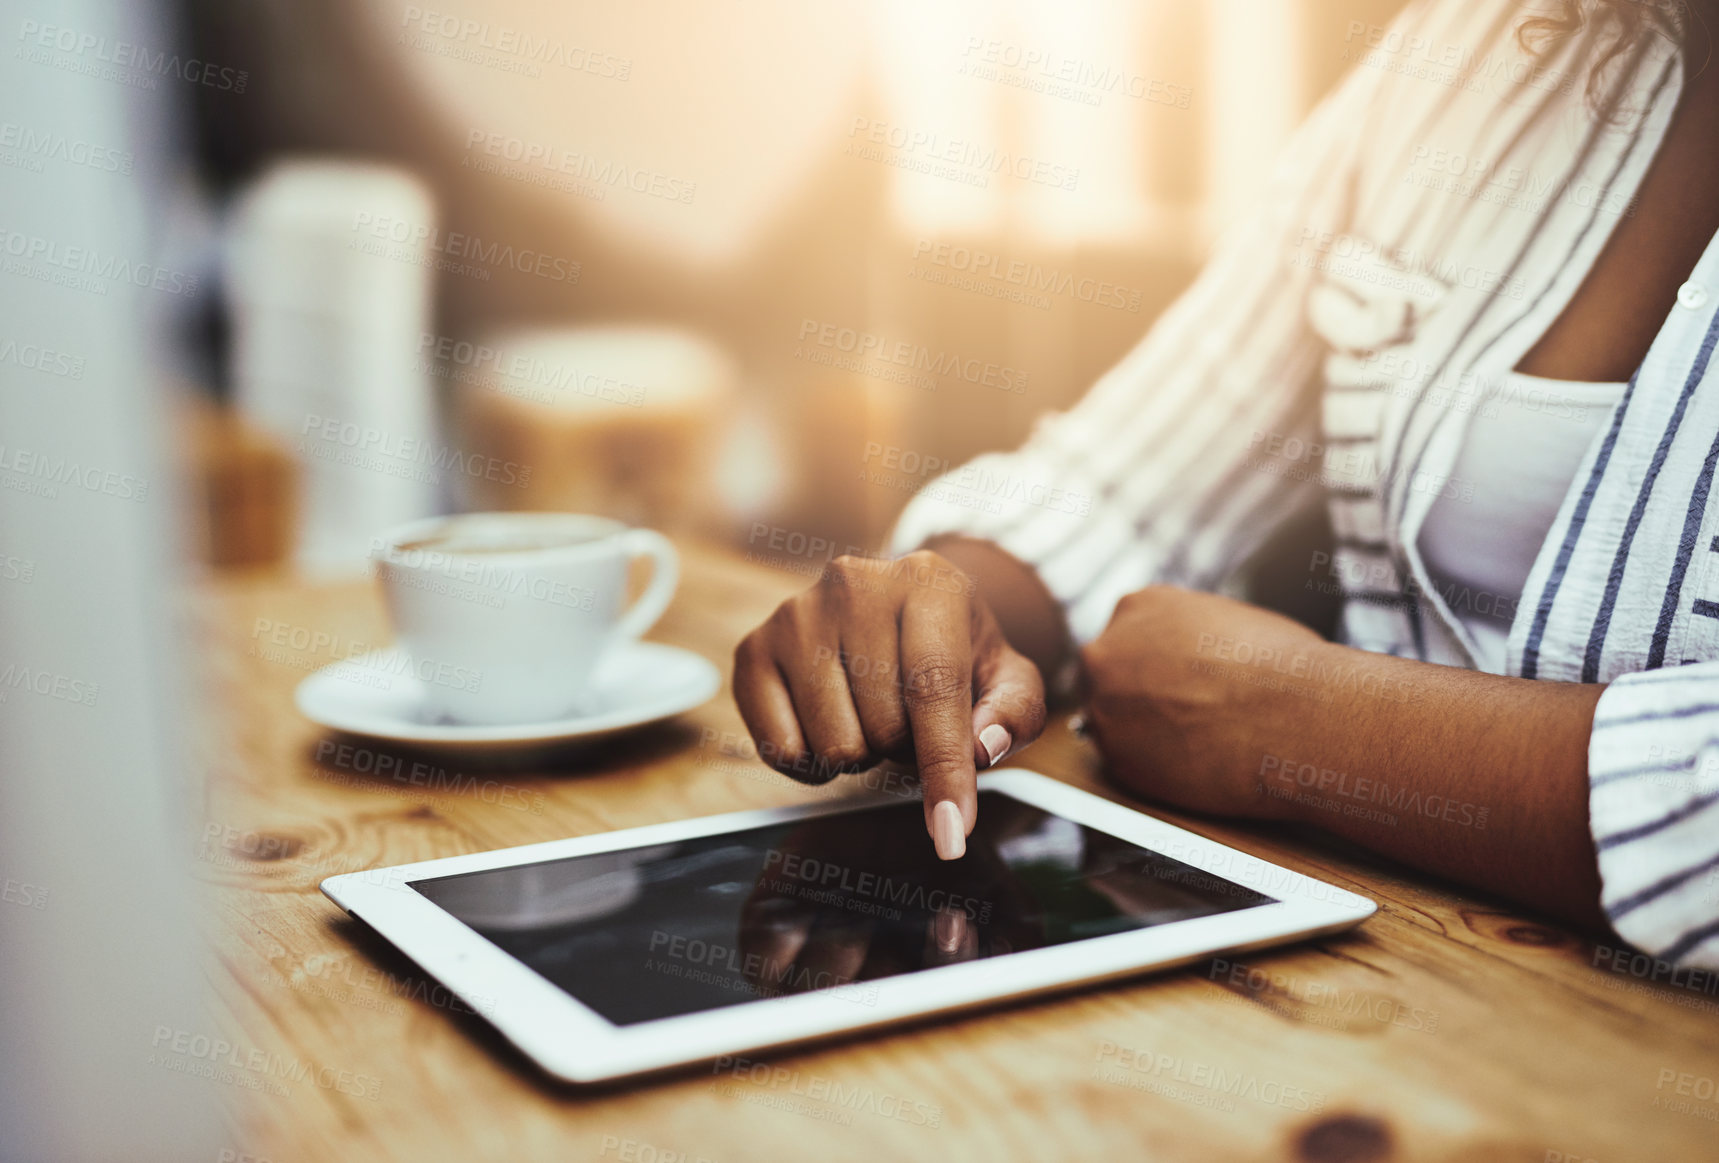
(1255, 643), (1609, 930)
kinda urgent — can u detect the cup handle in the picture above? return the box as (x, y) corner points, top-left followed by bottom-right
(612, 529), (680, 641)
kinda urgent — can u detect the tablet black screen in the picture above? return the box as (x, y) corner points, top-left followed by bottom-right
(411, 791), (1272, 1025)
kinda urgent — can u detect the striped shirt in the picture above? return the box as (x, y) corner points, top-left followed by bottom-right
(889, 0), (1719, 966)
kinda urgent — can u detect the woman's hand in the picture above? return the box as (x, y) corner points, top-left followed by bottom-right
(1080, 586), (1324, 819)
(1079, 584), (1610, 930)
(732, 550), (1048, 859)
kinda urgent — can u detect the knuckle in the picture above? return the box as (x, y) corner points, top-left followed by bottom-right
(915, 752), (971, 784)
(902, 549), (968, 595)
(815, 742), (871, 773)
(787, 757), (843, 786)
(861, 713), (912, 755)
(769, 595), (823, 639)
(874, 725), (913, 756)
(828, 553), (867, 578)
(823, 554), (879, 599)
(1088, 729), (1124, 767)
(764, 599), (798, 633)
(1080, 705), (1116, 746)
(904, 655), (968, 706)
(1079, 640), (1109, 677)
(1079, 644), (1124, 698)
(758, 740), (825, 784)
(1117, 585), (1171, 616)
(755, 738), (797, 770)
(732, 630), (765, 670)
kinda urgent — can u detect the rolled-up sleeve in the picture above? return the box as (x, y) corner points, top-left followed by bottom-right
(1588, 663), (1719, 967)
(886, 29), (1394, 645)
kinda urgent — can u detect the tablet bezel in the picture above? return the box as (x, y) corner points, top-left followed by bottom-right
(321, 768), (1376, 1084)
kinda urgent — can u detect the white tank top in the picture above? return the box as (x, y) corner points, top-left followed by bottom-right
(1416, 370), (1627, 672)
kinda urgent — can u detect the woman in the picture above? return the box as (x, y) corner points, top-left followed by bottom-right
(732, 0), (1719, 968)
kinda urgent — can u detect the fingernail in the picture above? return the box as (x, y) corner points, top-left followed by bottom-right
(932, 800), (966, 860)
(978, 723), (1012, 767)
(935, 907), (966, 953)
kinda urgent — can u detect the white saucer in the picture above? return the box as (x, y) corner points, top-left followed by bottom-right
(293, 642), (721, 749)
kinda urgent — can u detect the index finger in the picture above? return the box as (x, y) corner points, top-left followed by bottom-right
(899, 592), (975, 860)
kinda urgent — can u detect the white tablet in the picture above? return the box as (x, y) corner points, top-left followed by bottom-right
(321, 769), (1375, 1084)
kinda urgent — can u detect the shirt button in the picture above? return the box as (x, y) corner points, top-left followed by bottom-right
(1678, 280), (1709, 310)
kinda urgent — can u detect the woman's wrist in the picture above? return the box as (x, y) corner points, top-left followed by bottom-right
(922, 536), (1072, 680)
(1234, 638), (1398, 825)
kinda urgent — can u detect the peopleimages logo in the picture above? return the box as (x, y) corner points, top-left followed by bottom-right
(368, 535), (598, 613)
(0, 337), (84, 380)
(148, 1026), (380, 1100)
(417, 333), (646, 407)
(299, 413), (531, 490)
(399, 7), (631, 79)
(15, 20), (248, 92)
(958, 38), (1192, 110)
(463, 129), (697, 204)
(862, 441), (1092, 517)
(761, 848), (993, 922)
(1293, 228), (1526, 301)
(1094, 1040), (1328, 1113)
(711, 1055), (944, 1128)
(796, 317), (1029, 394)
(911, 239), (1143, 312)
(0, 660), (98, 707)
(846, 117), (1079, 191)
(311, 739), (546, 814)
(1340, 19), (1576, 97)
(0, 121), (134, 174)
(0, 444), (149, 502)
(349, 212), (581, 283)
(645, 930), (881, 1005)
(0, 228), (199, 297)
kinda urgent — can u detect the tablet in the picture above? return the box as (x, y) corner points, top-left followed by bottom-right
(321, 769), (1375, 1083)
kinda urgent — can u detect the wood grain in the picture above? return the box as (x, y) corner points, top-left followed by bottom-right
(190, 542), (1719, 1163)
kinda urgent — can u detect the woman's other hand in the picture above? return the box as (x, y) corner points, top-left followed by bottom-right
(732, 550), (1048, 860)
(1081, 586), (1326, 818)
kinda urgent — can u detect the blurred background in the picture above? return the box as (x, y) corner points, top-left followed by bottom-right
(169, 0), (1410, 572)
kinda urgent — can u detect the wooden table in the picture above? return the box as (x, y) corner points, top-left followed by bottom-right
(193, 542), (1719, 1163)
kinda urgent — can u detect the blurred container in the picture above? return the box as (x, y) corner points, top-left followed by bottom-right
(224, 159), (439, 573)
(182, 393), (298, 569)
(454, 326), (737, 533)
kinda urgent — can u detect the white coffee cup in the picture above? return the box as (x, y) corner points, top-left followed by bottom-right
(370, 512), (679, 725)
